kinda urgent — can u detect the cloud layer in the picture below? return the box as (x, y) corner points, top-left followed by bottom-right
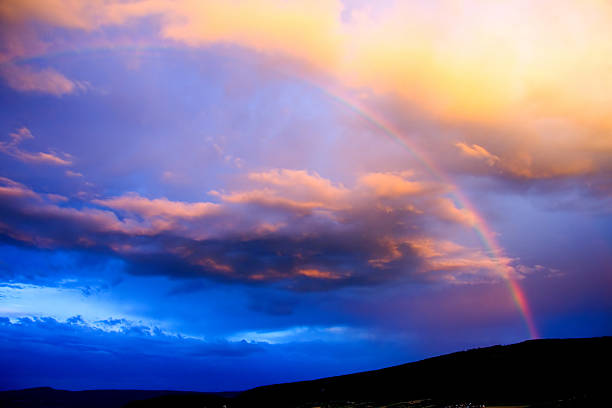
(0, 168), (524, 290)
(1, 0), (611, 183)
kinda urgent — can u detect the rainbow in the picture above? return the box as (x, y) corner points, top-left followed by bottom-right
(16, 45), (539, 339)
(316, 85), (540, 339)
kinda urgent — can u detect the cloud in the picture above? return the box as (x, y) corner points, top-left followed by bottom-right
(0, 127), (72, 165)
(431, 198), (478, 227)
(0, 313), (420, 391)
(1, 1), (611, 184)
(227, 325), (365, 344)
(248, 169), (349, 203)
(65, 170), (83, 177)
(456, 143), (500, 167)
(0, 176), (154, 245)
(0, 170), (536, 289)
(0, 64), (89, 96)
(0, 0), (104, 29)
(296, 268), (344, 280)
(452, 133), (600, 181)
(359, 171), (427, 198)
(0, 315), (265, 389)
(93, 193), (220, 219)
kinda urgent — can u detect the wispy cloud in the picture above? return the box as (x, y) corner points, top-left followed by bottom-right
(65, 170), (83, 177)
(0, 64), (89, 96)
(456, 142), (500, 167)
(0, 127), (72, 165)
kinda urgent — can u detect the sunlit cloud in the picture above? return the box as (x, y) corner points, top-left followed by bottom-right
(0, 127), (72, 165)
(93, 193), (220, 219)
(358, 171), (428, 198)
(455, 143), (500, 167)
(1, 0), (610, 183)
(0, 170), (539, 289)
(0, 64), (89, 96)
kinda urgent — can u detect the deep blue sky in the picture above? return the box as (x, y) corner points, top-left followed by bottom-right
(0, 0), (610, 391)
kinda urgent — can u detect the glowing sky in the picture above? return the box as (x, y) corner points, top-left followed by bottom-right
(0, 0), (610, 391)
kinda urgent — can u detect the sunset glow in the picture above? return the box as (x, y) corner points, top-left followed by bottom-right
(0, 0), (610, 391)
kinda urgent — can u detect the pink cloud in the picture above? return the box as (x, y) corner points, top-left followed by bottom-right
(432, 198), (478, 227)
(0, 171), (547, 288)
(0, 64), (88, 96)
(297, 268), (343, 280)
(248, 169), (349, 203)
(0, 177), (133, 243)
(0, 127), (72, 165)
(405, 237), (519, 284)
(217, 189), (326, 212)
(455, 142), (500, 167)
(367, 237), (403, 269)
(194, 257), (234, 274)
(0, 176), (40, 200)
(359, 172), (427, 198)
(93, 193), (220, 219)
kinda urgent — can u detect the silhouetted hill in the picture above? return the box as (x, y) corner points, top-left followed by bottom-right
(0, 388), (231, 408)
(1, 337), (609, 407)
(237, 337), (611, 407)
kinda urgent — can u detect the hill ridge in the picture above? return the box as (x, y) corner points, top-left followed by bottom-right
(2, 337), (609, 408)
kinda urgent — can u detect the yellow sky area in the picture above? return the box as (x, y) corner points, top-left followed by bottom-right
(159, 0), (344, 68)
(346, 1), (612, 126)
(131, 1), (612, 137)
(2, 0), (612, 163)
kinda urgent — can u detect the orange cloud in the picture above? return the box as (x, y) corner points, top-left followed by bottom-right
(359, 172), (426, 198)
(195, 257), (234, 274)
(93, 193), (220, 218)
(0, 0), (104, 29)
(218, 189), (325, 212)
(297, 268), (342, 280)
(456, 143), (500, 167)
(157, 0), (343, 68)
(2, 0), (612, 125)
(367, 237), (403, 269)
(432, 198), (478, 227)
(248, 169), (349, 203)
(405, 237), (519, 284)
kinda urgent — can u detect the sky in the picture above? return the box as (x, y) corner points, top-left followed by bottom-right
(0, 0), (611, 392)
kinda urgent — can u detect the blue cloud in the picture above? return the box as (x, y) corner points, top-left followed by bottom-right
(0, 315), (417, 391)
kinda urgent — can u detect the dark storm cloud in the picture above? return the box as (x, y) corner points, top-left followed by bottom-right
(0, 170), (522, 290)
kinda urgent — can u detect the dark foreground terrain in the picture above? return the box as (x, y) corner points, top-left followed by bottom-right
(1, 337), (609, 408)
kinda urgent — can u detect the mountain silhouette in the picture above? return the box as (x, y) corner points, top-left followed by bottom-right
(1, 337), (609, 408)
(237, 336), (610, 407)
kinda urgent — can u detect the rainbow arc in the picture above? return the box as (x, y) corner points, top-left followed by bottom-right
(318, 85), (539, 339)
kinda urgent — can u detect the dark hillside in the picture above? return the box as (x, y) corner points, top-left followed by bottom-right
(237, 337), (611, 407)
(1, 337), (609, 408)
(0, 388), (229, 408)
